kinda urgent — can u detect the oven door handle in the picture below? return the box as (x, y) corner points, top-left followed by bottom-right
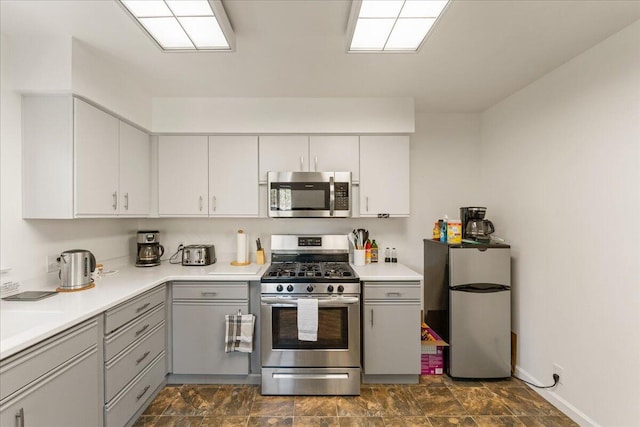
(261, 297), (360, 306)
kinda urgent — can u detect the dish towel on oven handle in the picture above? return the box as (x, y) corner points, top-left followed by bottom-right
(224, 313), (255, 353)
(297, 298), (318, 341)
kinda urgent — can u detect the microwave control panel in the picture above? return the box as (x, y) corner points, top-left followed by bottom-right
(335, 183), (350, 211)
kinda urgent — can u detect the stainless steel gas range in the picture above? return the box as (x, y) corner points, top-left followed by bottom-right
(260, 235), (360, 396)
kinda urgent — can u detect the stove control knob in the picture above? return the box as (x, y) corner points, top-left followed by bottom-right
(276, 284), (283, 292)
(306, 285), (314, 293)
(287, 285), (294, 292)
(337, 285), (344, 293)
(327, 285), (334, 293)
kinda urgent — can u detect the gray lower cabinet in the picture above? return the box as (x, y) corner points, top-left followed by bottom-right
(0, 318), (101, 427)
(362, 281), (421, 382)
(103, 285), (167, 426)
(172, 282), (249, 375)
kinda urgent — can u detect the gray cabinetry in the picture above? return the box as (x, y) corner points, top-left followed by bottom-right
(171, 282), (250, 376)
(0, 319), (101, 427)
(103, 285), (167, 426)
(362, 281), (421, 383)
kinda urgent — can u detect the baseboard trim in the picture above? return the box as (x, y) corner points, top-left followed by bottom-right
(514, 366), (599, 427)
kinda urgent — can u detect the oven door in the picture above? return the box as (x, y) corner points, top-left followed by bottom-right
(261, 295), (360, 368)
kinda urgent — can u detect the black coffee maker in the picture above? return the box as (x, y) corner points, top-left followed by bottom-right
(460, 207), (495, 242)
(136, 230), (164, 267)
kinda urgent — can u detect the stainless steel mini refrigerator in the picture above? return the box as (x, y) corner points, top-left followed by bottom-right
(448, 246), (511, 378)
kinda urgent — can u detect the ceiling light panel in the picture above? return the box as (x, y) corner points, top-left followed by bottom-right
(347, 0), (451, 52)
(119, 0), (234, 52)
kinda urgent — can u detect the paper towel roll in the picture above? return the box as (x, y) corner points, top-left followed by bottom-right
(236, 230), (247, 263)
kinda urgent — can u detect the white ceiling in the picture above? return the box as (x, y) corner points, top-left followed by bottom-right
(1, 0), (639, 113)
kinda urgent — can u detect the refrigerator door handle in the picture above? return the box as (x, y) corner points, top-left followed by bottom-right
(452, 283), (510, 292)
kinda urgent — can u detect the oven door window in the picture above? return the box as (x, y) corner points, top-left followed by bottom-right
(272, 307), (348, 349)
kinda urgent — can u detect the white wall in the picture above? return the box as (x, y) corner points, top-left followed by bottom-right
(0, 35), (138, 285)
(480, 21), (640, 426)
(9, 36), (72, 93)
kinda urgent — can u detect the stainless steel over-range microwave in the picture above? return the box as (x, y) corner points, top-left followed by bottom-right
(268, 171), (351, 218)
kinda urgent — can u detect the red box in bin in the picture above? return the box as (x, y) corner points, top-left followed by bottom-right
(421, 327), (448, 375)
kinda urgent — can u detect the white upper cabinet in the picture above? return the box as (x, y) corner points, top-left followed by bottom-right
(209, 136), (259, 217)
(74, 99), (120, 216)
(22, 96), (150, 218)
(309, 136), (360, 182)
(119, 122), (150, 216)
(359, 135), (410, 217)
(158, 136), (209, 216)
(258, 135), (309, 182)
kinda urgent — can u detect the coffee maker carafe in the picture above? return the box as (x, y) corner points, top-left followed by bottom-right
(460, 207), (495, 242)
(136, 231), (164, 267)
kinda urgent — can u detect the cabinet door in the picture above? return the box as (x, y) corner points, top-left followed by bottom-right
(172, 302), (249, 375)
(363, 302), (421, 375)
(209, 136), (259, 217)
(158, 136), (208, 216)
(309, 136), (359, 182)
(258, 135), (309, 182)
(74, 99), (119, 216)
(359, 136), (410, 217)
(119, 122), (150, 216)
(0, 348), (101, 427)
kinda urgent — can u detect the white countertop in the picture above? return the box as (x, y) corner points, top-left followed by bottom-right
(1, 260), (422, 360)
(351, 262), (423, 281)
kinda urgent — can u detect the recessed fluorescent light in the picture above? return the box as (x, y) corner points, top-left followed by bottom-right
(347, 0), (450, 52)
(119, 0), (235, 52)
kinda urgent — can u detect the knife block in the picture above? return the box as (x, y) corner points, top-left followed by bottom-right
(256, 249), (265, 265)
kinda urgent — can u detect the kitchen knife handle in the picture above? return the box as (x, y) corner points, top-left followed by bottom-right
(112, 191), (118, 211)
(15, 408), (24, 427)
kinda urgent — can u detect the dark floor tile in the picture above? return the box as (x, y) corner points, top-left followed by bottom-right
(294, 397), (338, 417)
(337, 387), (383, 417)
(162, 385), (216, 416)
(410, 387), (468, 416)
(154, 415), (204, 427)
(491, 387), (563, 416)
(370, 386), (422, 416)
(473, 415), (525, 426)
(293, 416), (339, 426)
(213, 385), (259, 416)
(450, 388), (512, 416)
(201, 416), (249, 427)
(248, 416), (293, 426)
(518, 416), (579, 427)
(143, 386), (182, 415)
(428, 416), (477, 426)
(481, 378), (526, 390)
(443, 377), (487, 388)
(132, 415), (159, 427)
(337, 416), (384, 426)
(418, 375), (449, 387)
(251, 395), (295, 416)
(382, 416), (432, 426)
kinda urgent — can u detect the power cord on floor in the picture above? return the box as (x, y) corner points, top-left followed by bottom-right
(512, 373), (560, 389)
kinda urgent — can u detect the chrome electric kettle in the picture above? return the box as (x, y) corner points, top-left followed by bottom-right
(58, 249), (96, 290)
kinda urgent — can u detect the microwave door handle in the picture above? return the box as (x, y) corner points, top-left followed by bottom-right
(329, 175), (335, 216)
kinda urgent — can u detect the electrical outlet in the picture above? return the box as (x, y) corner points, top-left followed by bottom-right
(553, 363), (564, 385)
(46, 255), (60, 273)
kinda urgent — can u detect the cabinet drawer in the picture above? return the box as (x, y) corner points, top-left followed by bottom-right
(105, 351), (166, 427)
(364, 282), (421, 301)
(172, 282), (248, 300)
(0, 318), (97, 401)
(105, 285), (166, 333)
(104, 303), (165, 361)
(105, 322), (166, 402)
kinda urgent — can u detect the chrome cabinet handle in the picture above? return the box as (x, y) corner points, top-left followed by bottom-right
(201, 292), (218, 297)
(370, 309), (374, 327)
(212, 196), (216, 212)
(386, 292), (401, 297)
(199, 196), (203, 211)
(136, 350), (151, 365)
(124, 192), (129, 210)
(136, 385), (150, 401)
(135, 324), (150, 337)
(300, 156), (304, 171)
(136, 302), (151, 313)
(112, 191), (118, 210)
(314, 155), (318, 171)
(366, 197), (369, 212)
(15, 408), (24, 427)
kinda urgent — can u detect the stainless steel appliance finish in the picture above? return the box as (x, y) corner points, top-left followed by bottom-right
(449, 246), (511, 379)
(260, 234), (360, 395)
(182, 244), (216, 266)
(58, 249), (96, 290)
(136, 230), (164, 267)
(268, 172), (351, 218)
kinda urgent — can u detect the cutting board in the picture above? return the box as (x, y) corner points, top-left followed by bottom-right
(208, 263), (264, 275)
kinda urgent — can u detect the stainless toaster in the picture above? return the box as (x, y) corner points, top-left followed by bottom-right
(182, 245), (216, 266)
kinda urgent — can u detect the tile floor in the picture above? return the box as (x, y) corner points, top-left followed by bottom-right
(132, 376), (578, 427)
